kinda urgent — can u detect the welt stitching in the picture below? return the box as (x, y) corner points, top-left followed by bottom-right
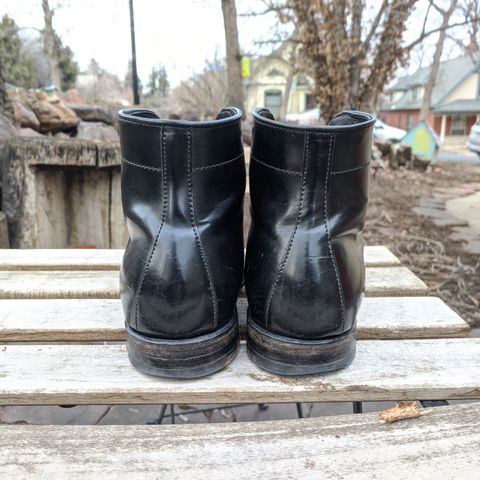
(133, 125), (168, 329)
(186, 128), (218, 326)
(324, 136), (346, 330)
(331, 162), (370, 175)
(119, 118), (236, 130)
(250, 154), (301, 176)
(193, 152), (244, 171)
(122, 157), (161, 172)
(265, 131), (309, 327)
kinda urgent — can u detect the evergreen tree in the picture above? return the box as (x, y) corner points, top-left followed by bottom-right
(147, 65), (169, 96)
(0, 15), (36, 88)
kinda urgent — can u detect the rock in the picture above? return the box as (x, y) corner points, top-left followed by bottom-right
(30, 98), (79, 133)
(0, 112), (17, 142)
(12, 100), (40, 131)
(64, 88), (84, 104)
(17, 128), (44, 137)
(391, 143), (412, 167)
(68, 104), (115, 125)
(76, 121), (119, 143)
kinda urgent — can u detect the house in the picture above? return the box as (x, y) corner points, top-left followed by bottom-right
(380, 53), (480, 144)
(244, 45), (314, 119)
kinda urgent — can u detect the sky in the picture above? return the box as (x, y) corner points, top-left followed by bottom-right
(2, 0), (470, 88)
(3, 0), (279, 86)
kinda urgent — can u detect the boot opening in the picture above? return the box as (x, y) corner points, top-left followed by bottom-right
(215, 108), (241, 120)
(329, 111), (370, 126)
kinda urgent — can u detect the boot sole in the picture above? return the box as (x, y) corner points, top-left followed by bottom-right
(126, 315), (239, 379)
(246, 316), (356, 376)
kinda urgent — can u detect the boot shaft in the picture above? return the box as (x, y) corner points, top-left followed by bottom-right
(246, 108), (375, 340)
(119, 108), (245, 340)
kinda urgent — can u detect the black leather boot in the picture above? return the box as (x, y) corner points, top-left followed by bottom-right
(119, 107), (245, 378)
(245, 108), (375, 375)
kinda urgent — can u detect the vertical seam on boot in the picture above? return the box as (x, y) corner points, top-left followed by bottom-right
(324, 135), (346, 331)
(133, 125), (168, 330)
(186, 128), (218, 327)
(265, 131), (309, 327)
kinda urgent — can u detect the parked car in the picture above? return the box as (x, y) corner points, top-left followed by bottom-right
(285, 107), (321, 125)
(466, 121), (480, 155)
(373, 119), (406, 143)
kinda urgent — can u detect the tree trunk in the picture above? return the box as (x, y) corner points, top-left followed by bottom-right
(419, 0), (458, 122)
(41, 0), (61, 89)
(221, 0), (245, 116)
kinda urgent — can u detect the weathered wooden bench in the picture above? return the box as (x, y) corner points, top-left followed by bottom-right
(0, 246), (479, 478)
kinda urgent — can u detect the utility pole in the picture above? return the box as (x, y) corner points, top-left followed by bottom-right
(129, 0), (140, 105)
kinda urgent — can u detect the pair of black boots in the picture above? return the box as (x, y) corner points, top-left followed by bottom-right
(119, 106), (375, 378)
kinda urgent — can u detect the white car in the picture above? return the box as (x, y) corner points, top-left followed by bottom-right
(467, 121), (480, 155)
(373, 119), (406, 143)
(285, 108), (321, 125)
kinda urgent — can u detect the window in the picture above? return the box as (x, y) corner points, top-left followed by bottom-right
(451, 115), (466, 136)
(410, 87), (419, 101)
(264, 90), (282, 117)
(305, 93), (315, 110)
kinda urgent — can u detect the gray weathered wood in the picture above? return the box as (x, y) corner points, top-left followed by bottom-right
(0, 245), (399, 270)
(1, 403), (479, 479)
(0, 266), (426, 299)
(0, 296), (468, 342)
(0, 339), (479, 405)
(2, 139), (126, 249)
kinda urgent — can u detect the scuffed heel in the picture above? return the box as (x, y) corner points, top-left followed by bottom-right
(246, 315), (356, 376)
(126, 315), (239, 378)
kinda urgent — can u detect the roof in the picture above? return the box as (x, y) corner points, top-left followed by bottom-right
(433, 98), (480, 113)
(383, 54), (480, 111)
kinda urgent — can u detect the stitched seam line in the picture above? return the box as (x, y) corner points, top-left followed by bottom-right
(122, 157), (162, 172)
(193, 152), (244, 171)
(324, 136), (346, 331)
(187, 128), (218, 327)
(331, 162), (370, 175)
(265, 131), (309, 327)
(133, 125), (168, 329)
(250, 154), (301, 176)
(119, 118), (237, 130)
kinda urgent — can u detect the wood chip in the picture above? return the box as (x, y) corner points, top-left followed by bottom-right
(379, 402), (431, 423)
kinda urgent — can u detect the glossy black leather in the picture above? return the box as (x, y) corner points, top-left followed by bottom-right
(119, 107), (245, 339)
(245, 108), (375, 340)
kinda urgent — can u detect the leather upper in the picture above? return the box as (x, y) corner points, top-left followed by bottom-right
(245, 108), (375, 339)
(119, 108), (245, 339)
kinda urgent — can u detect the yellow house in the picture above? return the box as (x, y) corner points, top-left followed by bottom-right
(244, 46), (314, 119)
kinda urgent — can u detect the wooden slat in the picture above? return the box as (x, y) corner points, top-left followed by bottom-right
(0, 339), (479, 405)
(0, 246), (400, 270)
(0, 296), (468, 342)
(1, 403), (478, 479)
(0, 266), (427, 299)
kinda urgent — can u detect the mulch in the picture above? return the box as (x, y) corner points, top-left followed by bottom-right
(365, 162), (480, 328)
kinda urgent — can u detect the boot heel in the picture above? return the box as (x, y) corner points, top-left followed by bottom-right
(246, 316), (356, 376)
(126, 316), (239, 378)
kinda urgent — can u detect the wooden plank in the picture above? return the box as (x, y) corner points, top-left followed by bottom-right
(0, 339), (479, 405)
(0, 249), (124, 271)
(365, 267), (427, 296)
(0, 266), (427, 299)
(0, 296), (468, 342)
(1, 403), (479, 479)
(0, 245), (400, 271)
